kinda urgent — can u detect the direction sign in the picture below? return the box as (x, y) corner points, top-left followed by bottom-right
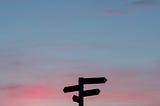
(82, 77), (107, 84)
(63, 85), (79, 93)
(83, 89), (100, 97)
(72, 95), (80, 103)
(63, 77), (107, 106)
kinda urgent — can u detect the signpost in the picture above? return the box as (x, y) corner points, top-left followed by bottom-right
(63, 77), (107, 106)
(83, 89), (100, 97)
(63, 85), (79, 93)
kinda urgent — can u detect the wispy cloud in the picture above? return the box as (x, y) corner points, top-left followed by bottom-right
(37, 64), (160, 102)
(131, 0), (160, 6)
(0, 63), (160, 105)
(100, 68), (160, 102)
(0, 84), (55, 99)
(103, 9), (132, 16)
(31, 41), (110, 50)
(103, 0), (160, 16)
(0, 85), (23, 91)
(0, 52), (160, 105)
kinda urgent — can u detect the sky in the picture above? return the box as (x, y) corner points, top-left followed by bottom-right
(0, 0), (160, 106)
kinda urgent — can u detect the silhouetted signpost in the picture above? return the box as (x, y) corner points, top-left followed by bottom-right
(63, 77), (107, 106)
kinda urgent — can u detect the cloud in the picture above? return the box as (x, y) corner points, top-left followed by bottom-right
(31, 41), (110, 50)
(48, 66), (160, 104)
(85, 70), (159, 106)
(131, 0), (159, 6)
(101, 68), (160, 103)
(103, 0), (160, 16)
(0, 78), (76, 106)
(103, 9), (132, 16)
(0, 56), (160, 105)
(0, 85), (24, 91)
(0, 84), (57, 99)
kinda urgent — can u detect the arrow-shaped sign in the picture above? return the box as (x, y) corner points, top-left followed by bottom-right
(83, 89), (100, 97)
(63, 85), (79, 93)
(72, 95), (80, 103)
(82, 77), (107, 84)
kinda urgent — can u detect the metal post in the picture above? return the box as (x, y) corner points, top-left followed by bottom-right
(79, 77), (84, 106)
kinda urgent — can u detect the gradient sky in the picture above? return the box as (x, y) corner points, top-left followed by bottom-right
(0, 0), (160, 106)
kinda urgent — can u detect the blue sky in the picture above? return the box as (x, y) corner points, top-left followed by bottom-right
(0, 0), (160, 106)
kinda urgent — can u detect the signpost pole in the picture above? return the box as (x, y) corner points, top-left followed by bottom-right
(79, 77), (84, 106)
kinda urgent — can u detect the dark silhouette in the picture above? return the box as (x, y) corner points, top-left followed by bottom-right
(63, 77), (107, 106)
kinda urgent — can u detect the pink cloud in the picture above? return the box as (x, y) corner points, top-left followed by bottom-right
(1, 59), (160, 106)
(11, 85), (52, 99)
(0, 85), (23, 91)
(68, 65), (158, 103)
(43, 66), (160, 104)
(0, 84), (59, 100)
(92, 68), (160, 104)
